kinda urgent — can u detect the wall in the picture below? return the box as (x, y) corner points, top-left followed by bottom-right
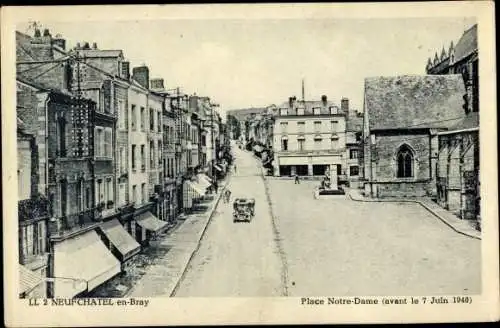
(373, 132), (431, 182)
(18, 139), (32, 200)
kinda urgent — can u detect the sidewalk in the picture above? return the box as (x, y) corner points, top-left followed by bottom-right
(348, 188), (481, 240)
(123, 176), (230, 298)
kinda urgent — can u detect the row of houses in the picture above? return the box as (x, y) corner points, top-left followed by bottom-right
(17, 28), (230, 298)
(232, 24), (480, 228)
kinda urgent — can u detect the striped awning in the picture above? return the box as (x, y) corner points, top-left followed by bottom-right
(19, 265), (42, 296)
(187, 180), (205, 197)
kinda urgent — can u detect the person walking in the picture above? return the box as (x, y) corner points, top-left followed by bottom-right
(295, 174), (300, 184)
(234, 164), (237, 174)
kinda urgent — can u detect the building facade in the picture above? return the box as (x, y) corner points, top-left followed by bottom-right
(272, 96), (347, 181)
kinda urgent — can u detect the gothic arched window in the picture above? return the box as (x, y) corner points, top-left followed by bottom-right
(396, 144), (414, 178)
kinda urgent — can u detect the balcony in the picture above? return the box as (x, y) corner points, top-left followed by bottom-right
(18, 196), (49, 223)
(48, 208), (98, 240)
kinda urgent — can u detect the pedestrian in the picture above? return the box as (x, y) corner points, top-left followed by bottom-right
(234, 165), (237, 173)
(295, 174), (300, 184)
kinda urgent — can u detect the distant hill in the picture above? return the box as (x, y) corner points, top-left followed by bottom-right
(226, 107), (268, 121)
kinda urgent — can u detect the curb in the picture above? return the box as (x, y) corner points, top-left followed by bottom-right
(348, 191), (481, 240)
(255, 155), (290, 296)
(169, 173), (232, 297)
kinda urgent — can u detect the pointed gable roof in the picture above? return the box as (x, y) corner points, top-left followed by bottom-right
(364, 75), (466, 131)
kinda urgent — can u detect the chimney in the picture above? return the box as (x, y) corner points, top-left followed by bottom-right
(321, 95), (327, 105)
(341, 98), (349, 112)
(92, 42), (98, 49)
(132, 65), (149, 89)
(34, 28), (41, 37)
(43, 29), (51, 37)
(150, 78), (165, 91)
(76, 42), (81, 49)
(83, 42), (90, 49)
(121, 61), (130, 80)
(52, 38), (66, 50)
(288, 97), (293, 108)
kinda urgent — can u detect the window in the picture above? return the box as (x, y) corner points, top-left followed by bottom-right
(95, 128), (102, 157)
(58, 118), (66, 157)
(85, 187), (91, 209)
(104, 128), (112, 157)
(131, 105), (136, 131)
(132, 185), (137, 203)
(22, 225), (34, 257)
(150, 108), (154, 131)
(280, 108), (288, 116)
(297, 121), (305, 133)
(141, 183), (146, 204)
(158, 141), (162, 164)
(314, 139), (322, 150)
(331, 120), (338, 132)
(280, 122), (288, 132)
(118, 101), (125, 129)
(281, 138), (288, 151)
(60, 179), (67, 216)
(97, 179), (103, 204)
(298, 138), (305, 151)
(350, 166), (359, 176)
(140, 107), (145, 131)
(330, 106), (338, 115)
(396, 144), (414, 178)
(297, 107), (305, 115)
(157, 112), (161, 132)
(331, 138), (338, 149)
(119, 147), (125, 173)
(131, 145), (136, 170)
(141, 145), (145, 171)
(314, 121), (321, 133)
(350, 149), (359, 159)
(150, 141), (155, 168)
(106, 178), (112, 204)
(313, 107), (321, 115)
(337, 164), (342, 176)
(37, 221), (45, 254)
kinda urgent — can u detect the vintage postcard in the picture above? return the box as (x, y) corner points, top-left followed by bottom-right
(2, 2), (498, 326)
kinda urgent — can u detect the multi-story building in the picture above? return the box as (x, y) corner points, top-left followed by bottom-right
(16, 29), (124, 298)
(272, 95), (347, 181)
(345, 105), (364, 188)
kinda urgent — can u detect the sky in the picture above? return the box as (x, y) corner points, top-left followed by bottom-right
(18, 17), (476, 114)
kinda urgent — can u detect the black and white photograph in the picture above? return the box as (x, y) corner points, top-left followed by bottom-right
(2, 2), (498, 326)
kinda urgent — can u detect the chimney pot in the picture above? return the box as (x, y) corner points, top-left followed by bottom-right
(92, 42), (97, 49)
(34, 29), (41, 37)
(83, 42), (90, 49)
(341, 98), (349, 112)
(321, 95), (327, 103)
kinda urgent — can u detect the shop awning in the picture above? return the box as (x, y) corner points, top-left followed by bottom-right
(53, 230), (121, 298)
(253, 145), (264, 153)
(135, 211), (168, 233)
(99, 219), (141, 262)
(196, 174), (211, 190)
(187, 180), (205, 197)
(19, 265), (43, 296)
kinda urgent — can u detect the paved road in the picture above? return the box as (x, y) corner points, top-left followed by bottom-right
(176, 144), (481, 296)
(174, 144), (284, 296)
(268, 179), (481, 296)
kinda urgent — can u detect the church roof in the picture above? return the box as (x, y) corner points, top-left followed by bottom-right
(364, 75), (466, 131)
(454, 24), (478, 62)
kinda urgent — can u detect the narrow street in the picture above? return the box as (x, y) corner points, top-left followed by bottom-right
(175, 145), (481, 297)
(174, 145), (285, 296)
